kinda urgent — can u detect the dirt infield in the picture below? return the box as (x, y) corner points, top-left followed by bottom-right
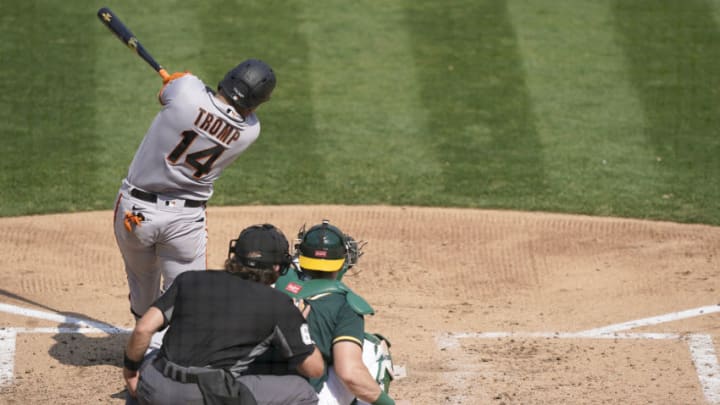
(0, 205), (719, 404)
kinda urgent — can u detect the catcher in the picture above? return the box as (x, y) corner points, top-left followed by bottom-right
(274, 220), (396, 405)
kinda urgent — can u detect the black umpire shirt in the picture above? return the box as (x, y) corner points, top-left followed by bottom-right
(152, 270), (315, 374)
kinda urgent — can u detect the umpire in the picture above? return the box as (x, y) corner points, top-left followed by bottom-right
(123, 224), (324, 405)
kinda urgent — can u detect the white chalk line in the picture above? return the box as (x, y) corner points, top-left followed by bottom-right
(437, 331), (680, 349)
(580, 304), (720, 335)
(688, 334), (720, 404)
(0, 303), (130, 334)
(438, 304), (720, 405)
(0, 302), (131, 387)
(0, 329), (16, 388)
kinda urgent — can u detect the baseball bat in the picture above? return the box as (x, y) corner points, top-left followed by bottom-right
(96, 7), (170, 81)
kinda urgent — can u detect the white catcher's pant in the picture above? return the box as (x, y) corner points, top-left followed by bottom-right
(113, 182), (207, 317)
(317, 338), (391, 405)
(317, 366), (358, 405)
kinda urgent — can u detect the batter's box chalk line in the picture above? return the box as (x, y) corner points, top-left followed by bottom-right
(436, 304), (720, 405)
(0, 302), (410, 390)
(0, 302), (132, 387)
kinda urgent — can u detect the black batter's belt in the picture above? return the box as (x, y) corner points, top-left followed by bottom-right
(153, 356), (224, 384)
(130, 188), (206, 208)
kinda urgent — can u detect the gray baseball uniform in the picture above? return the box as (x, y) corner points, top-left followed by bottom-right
(113, 73), (261, 318)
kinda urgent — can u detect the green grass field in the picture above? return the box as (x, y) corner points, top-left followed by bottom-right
(1, 1), (718, 224)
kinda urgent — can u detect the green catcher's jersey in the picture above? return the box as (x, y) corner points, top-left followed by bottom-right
(304, 292), (365, 391)
(275, 269), (373, 391)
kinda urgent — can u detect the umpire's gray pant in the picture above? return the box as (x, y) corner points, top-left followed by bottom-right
(129, 357), (318, 405)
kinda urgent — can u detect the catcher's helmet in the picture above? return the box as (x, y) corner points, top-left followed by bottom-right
(228, 224), (291, 273)
(296, 220), (352, 272)
(218, 59), (276, 111)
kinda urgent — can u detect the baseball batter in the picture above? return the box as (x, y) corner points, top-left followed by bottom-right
(113, 59), (276, 319)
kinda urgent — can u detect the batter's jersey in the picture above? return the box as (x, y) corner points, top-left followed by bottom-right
(305, 293), (365, 392)
(152, 270), (315, 374)
(125, 74), (260, 201)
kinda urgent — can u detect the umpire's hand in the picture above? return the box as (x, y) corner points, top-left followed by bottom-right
(123, 368), (139, 398)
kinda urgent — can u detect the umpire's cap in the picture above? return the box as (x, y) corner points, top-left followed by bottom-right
(229, 224), (291, 271)
(297, 220), (348, 272)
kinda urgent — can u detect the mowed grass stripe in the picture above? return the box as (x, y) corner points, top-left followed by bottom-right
(406, 1), (545, 208)
(1, 1), (717, 224)
(0, 2), (100, 215)
(206, 1), (316, 205)
(613, 0), (720, 223)
(507, 0), (658, 218)
(298, 2), (436, 205)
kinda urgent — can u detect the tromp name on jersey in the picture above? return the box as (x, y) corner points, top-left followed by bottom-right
(193, 107), (242, 146)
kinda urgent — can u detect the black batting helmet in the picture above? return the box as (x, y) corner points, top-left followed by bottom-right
(218, 59), (276, 111)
